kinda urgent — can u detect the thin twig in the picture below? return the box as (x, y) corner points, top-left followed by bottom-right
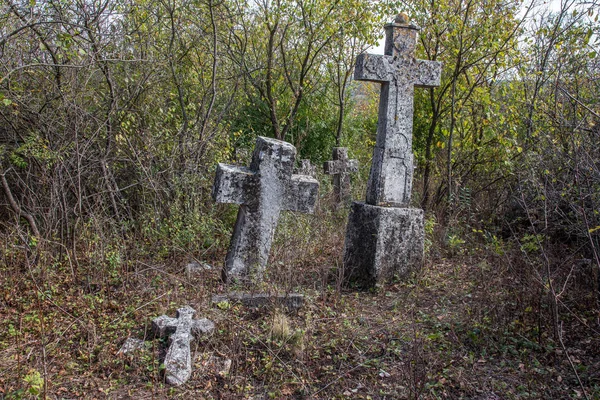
(110, 292), (169, 325)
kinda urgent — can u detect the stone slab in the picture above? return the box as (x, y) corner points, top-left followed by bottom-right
(212, 292), (304, 310)
(117, 338), (146, 356)
(343, 201), (424, 288)
(186, 261), (212, 276)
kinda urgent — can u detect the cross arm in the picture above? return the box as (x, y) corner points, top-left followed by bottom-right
(323, 160), (339, 175)
(354, 53), (392, 83)
(324, 159), (358, 175)
(347, 160), (359, 173)
(283, 175), (319, 213)
(413, 59), (442, 88)
(152, 315), (178, 337)
(212, 163), (256, 205)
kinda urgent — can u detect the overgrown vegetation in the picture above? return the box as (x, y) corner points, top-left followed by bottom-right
(1, 0), (599, 398)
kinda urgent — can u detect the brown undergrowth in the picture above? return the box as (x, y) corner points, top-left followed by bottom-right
(1, 204), (599, 399)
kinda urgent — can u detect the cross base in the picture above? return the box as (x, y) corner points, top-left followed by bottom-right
(343, 202), (424, 288)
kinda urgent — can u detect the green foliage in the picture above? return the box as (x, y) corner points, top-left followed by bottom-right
(446, 233), (466, 254)
(408, 0), (525, 211)
(23, 369), (44, 397)
(520, 234), (544, 254)
(1, 1), (599, 398)
(424, 214), (437, 255)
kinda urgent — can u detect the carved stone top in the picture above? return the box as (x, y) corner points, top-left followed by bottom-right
(389, 12), (420, 30)
(394, 12), (409, 24)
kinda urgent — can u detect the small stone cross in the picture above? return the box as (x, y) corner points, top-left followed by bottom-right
(295, 159), (316, 177)
(213, 136), (319, 281)
(152, 306), (215, 386)
(354, 14), (441, 207)
(323, 147), (358, 204)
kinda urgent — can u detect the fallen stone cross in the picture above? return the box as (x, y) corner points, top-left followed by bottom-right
(212, 136), (319, 282)
(152, 306), (215, 386)
(323, 147), (358, 204)
(344, 13), (442, 287)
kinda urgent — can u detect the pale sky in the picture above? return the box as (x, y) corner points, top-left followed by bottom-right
(371, 0), (565, 55)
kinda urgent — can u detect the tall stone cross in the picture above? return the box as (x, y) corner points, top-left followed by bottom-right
(152, 306), (215, 386)
(213, 136), (319, 282)
(343, 14), (442, 288)
(323, 147), (358, 204)
(354, 13), (441, 207)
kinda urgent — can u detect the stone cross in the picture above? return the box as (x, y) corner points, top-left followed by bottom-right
(343, 14), (441, 288)
(213, 136), (319, 282)
(354, 13), (441, 207)
(323, 147), (358, 204)
(295, 159), (316, 177)
(152, 306), (215, 386)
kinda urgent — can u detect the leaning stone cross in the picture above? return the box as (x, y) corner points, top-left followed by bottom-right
(213, 136), (319, 281)
(354, 13), (441, 207)
(152, 306), (215, 386)
(343, 14), (442, 287)
(323, 147), (358, 204)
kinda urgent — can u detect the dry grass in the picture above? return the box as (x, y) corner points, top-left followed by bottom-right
(1, 204), (599, 399)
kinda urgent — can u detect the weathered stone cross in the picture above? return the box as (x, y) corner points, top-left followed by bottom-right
(295, 159), (316, 177)
(354, 13), (441, 207)
(342, 14), (442, 288)
(213, 136), (319, 281)
(152, 306), (215, 386)
(323, 147), (358, 204)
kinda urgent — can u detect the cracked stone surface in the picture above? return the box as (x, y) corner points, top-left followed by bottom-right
(323, 147), (358, 205)
(152, 306), (215, 386)
(343, 14), (437, 288)
(212, 136), (319, 282)
(354, 15), (441, 207)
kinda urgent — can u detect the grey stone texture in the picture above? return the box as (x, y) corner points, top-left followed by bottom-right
(343, 14), (439, 287)
(212, 136), (319, 282)
(117, 338), (145, 356)
(343, 202), (424, 287)
(295, 159), (317, 177)
(152, 306), (215, 386)
(185, 261), (212, 277)
(354, 14), (441, 207)
(323, 147), (358, 204)
(212, 292), (304, 310)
